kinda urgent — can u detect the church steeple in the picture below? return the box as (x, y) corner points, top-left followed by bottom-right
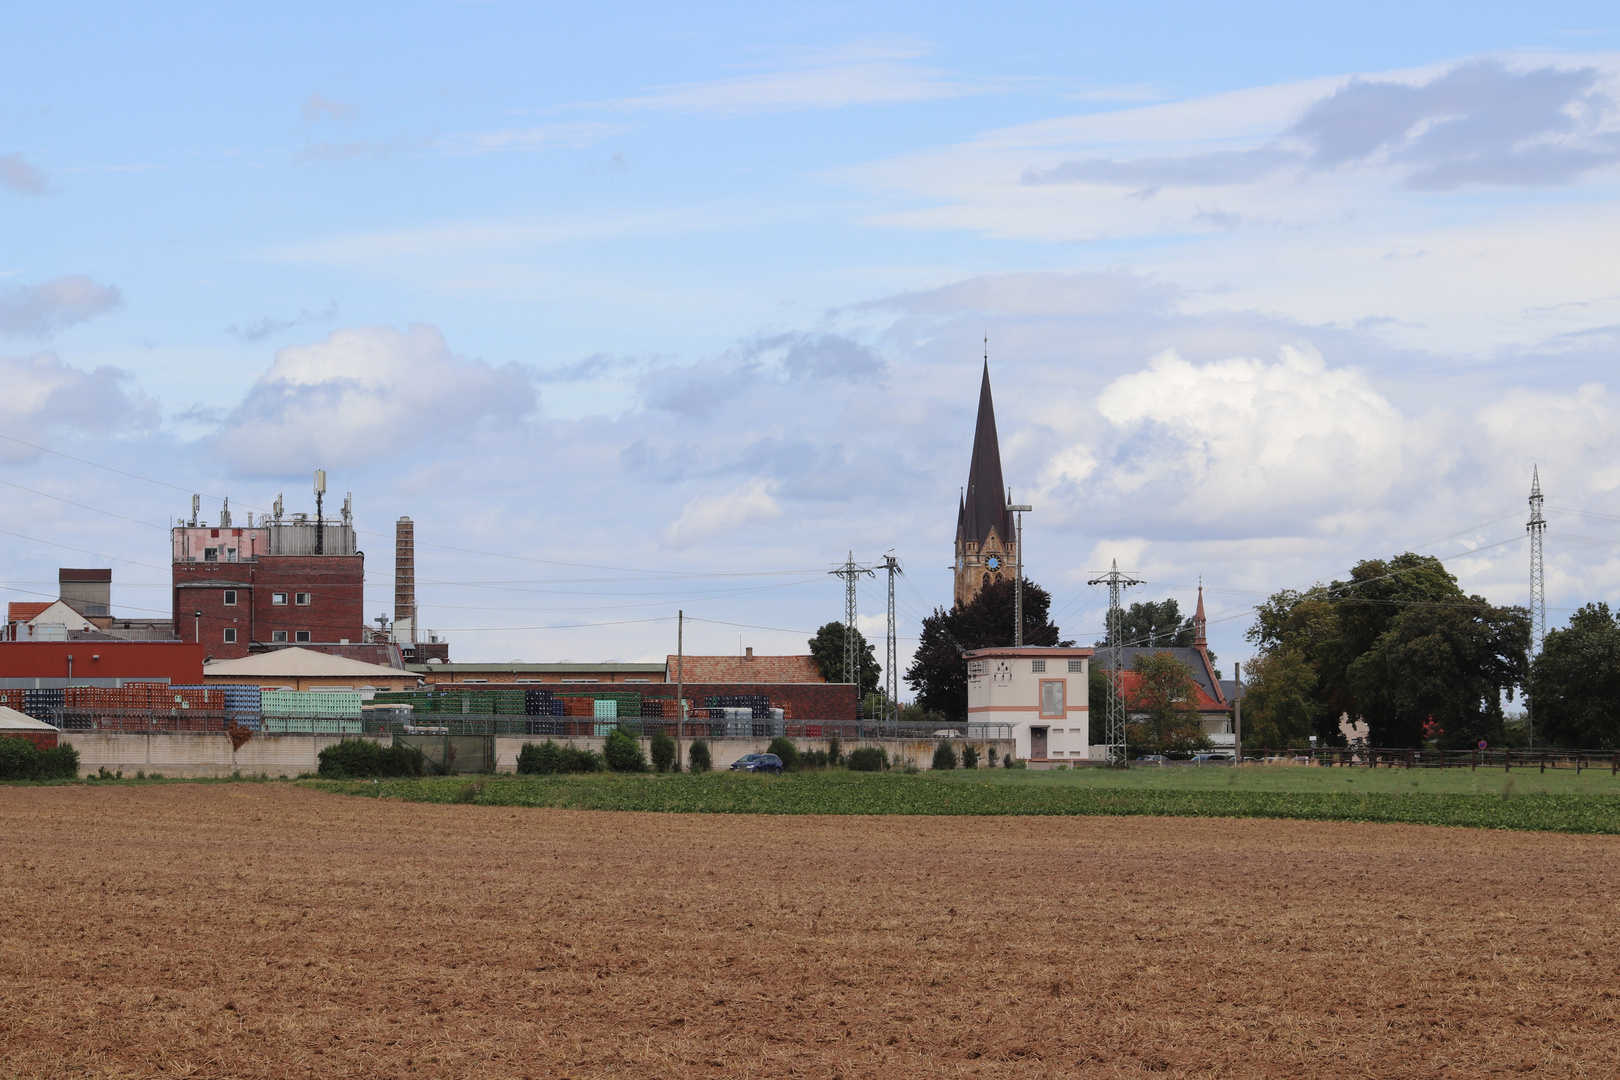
(953, 352), (1015, 607)
(1194, 582), (1207, 647)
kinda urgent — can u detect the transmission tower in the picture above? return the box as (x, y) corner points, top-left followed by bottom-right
(881, 553), (901, 733)
(829, 552), (874, 691)
(1528, 465), (1546, 653)
(1527, 466), (1546, 749)
(1087, 559), (1143, 768)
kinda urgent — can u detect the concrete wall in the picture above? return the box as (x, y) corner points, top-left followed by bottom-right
(63, 732), (1021, 778)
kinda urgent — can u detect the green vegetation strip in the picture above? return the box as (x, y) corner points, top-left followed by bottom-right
(304, 772), (1620, 834)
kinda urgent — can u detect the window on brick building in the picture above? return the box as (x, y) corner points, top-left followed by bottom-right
(204, 547), (219, 562)
(272, 592), (288, 605)
(295, 592), (312, 605)
(225, 548), (237, 562)
(295, 630), (311, 643)
(1031, 659), (1046, 673)
(223, 590), (237, 606)
(223, 628), (237, 643)
(271, 630), (288, 642)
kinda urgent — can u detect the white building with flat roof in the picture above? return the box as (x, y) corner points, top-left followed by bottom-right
(965, 646), (1093, 762)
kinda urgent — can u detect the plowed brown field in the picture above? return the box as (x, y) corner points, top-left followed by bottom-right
(3, 784), (1618, 1078)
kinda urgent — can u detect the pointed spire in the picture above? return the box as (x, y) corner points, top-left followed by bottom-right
(961, 353), (1011, 549)
(1194, 580), (1207, 648)
(1530, 464), (1542, 498)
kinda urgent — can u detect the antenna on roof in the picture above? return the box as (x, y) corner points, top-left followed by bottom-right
(220, 497), (231, 528)
(273, 494), (284, 522)
(189, 494), (199, 528)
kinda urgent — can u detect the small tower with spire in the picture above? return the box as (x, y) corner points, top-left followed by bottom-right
(1193, 581), (1208, 648)
(954, 347), (1015, 607)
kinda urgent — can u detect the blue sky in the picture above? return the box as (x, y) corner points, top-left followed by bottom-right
(5, 2), (1620, 675)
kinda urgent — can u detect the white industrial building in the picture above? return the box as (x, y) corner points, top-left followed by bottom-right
(965, 646), (1093, 762)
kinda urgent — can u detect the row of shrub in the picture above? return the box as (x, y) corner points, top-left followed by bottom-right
(0, 737), (80, 781)
(317, 740), (427, 779)
(931, 741), (1020, 770)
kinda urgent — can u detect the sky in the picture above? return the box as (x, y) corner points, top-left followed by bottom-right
(5, 1), (1620, 680)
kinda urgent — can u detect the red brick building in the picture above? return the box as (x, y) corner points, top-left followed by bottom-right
(171, 499), (365, 660)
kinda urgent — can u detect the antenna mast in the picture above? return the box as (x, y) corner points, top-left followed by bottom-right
(1527, 466), (1546, 748)
(1088, 559), (1143, 768)
(881, 553), (901, 735)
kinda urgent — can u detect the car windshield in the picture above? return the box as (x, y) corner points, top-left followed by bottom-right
(737, 754), (761, 762)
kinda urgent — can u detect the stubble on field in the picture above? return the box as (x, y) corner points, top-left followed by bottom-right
(2, 784), (1617, 1079)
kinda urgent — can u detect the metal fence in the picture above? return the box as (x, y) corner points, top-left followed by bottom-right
(1238, 747), (1620, 773)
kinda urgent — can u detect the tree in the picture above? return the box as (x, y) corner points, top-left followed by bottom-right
(1238, 647), (1323, 750)
(808, 622), (880, 697)
(1095, 598), (1195, 649)
(649, 731), (676, 773)
(1123, 652), (1211, 756)
(1529, 603), (1620, 749)
(906, 577), (1070, 720)
(1247, 553), (1530, 749)
(603, 728), (648, 772)
(1346, 599), (1528, 749)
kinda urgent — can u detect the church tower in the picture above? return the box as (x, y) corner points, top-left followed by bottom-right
(954, 359), (1016, 607)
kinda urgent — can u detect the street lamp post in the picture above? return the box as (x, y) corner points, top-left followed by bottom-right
(1006, 500), (1032, 646)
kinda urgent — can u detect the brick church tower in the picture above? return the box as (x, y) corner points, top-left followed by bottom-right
(953, 360), (1016, 607)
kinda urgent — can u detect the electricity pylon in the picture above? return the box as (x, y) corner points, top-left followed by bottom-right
(1088, 559), (1143, 768)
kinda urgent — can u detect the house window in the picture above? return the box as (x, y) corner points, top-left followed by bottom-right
(204, 547), (219, 562)
(295, 592), (312, 606)
(271, 630), (288, 643)
(223, 590), (237, 606)
(1068, 659), (1085, 673)
(223, 628), (237, 643)
(1031, 659), (1046, 673)
(271, 592), (288, 606)
(295, 630), (311, 643)
(1040, 679), (1066, 718)
(226, 548), (237, 562)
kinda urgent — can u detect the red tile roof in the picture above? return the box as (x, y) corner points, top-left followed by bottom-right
(7, 602), (52, 623)
(666, 654), (826, 683)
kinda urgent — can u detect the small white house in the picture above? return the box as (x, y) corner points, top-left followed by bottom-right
(965, 647), (1093, 761)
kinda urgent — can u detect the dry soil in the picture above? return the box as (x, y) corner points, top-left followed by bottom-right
(2, 783), (1617, 1078)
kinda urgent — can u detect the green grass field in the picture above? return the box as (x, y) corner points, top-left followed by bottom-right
(305, 764), (1620, 834)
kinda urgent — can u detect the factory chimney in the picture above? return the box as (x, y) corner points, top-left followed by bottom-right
(395, 516), (416, 644)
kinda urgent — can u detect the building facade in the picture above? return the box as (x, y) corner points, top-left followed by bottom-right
(965, 646), (1093, 761)
(954, 362), (1018, 607)
(171, 499), (365, 659)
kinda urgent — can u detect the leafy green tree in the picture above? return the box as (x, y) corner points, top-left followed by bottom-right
(1529, 603), (1620, 749)
(906, 577), (1071, 720)
(1123, 652), (1211, 756)
(808, 622), (881, 696)
(1236, 647), (1323, 750)
(932, 741), (958, 770)
(1095, 598), (1195, 649)
(1346, 599), (1529, 749)
(766, 735), (800, 770)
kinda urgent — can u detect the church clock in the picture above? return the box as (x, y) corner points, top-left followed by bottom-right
(986, 554), (1001, 571)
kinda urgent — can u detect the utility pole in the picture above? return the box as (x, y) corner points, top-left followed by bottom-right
(829, 553), (875, 718)
(1528, 466), (1546, 748)
(675, 610), (684, 771)
(1233, 662), (1243, 765)
(1087, 559), (1143, 768)
(1007, 495), (1032, 645)
(881, 554), (900, 738)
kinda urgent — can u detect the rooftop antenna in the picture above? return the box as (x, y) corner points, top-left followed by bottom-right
(189, 494), (199, 528)
(273, 494), (284, 522)
(220, 497), (232, 528)
(314, 469), (327, 555)
(342, 492), (352, 528)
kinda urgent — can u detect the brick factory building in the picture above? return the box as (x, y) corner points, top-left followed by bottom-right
(171, 486), (365, 660)
(0, 641), (206, 684)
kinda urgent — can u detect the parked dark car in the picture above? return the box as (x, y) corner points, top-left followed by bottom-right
(729, 753), (785, 774)
(1134, 755), (1169, 766)
(1189, 753), (1233, 765)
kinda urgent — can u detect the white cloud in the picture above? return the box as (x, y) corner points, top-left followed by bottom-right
(216, 324), (535, 475)
(606, 38), (983, 116)
(663, 480), (782, 547)
(0, 351), (157, 457)
(0, 276), (123, 337)
(0, 152), (47, 195)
